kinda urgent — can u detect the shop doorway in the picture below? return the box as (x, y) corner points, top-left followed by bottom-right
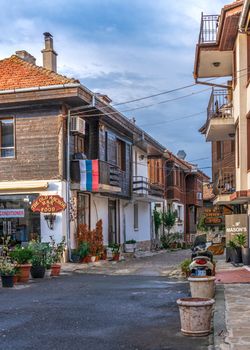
(0, 194), (40, 244)
(108, 200), (117, 244)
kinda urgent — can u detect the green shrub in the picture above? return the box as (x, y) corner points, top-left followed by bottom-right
(10, 246), (33, 264)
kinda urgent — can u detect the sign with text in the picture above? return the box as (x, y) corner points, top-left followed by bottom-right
(225, 214), (249, 245)
(204, 206), (223, 225)
(31, 195), (67, 213)
(0, 209), (25, 218)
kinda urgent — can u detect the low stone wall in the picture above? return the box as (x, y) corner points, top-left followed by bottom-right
(136, 240), (151, 251)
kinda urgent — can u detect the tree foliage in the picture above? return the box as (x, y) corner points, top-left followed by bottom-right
(162, 210), (177, 234)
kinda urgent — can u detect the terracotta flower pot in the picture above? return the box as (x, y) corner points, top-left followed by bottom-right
(51, 264), (61, 276)
(177, 297), (215, 337)
(112, 253), (120, 261)
(82, 256), (91, 263)
(13, 274), (18, 284)
(18, 264), (31, 283)
(188, 276), (216, 299)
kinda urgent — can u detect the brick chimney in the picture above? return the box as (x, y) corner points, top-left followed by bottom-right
(15, 50), (36, 65)
(41, 32), (57, 72)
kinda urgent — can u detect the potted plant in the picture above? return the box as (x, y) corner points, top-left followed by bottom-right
(28, 241), (48, 279)
(125, 239), (137, 253)
(78, 241), (90, 263)
(180, 259), (191, 278)
(50, 236), (66, 276)
(71, 249), (81, 263)
(234, 233), (250, 265)
(108, 243), (120, 261)
(0, 259), (16, 288)
(10, 246), (33, 283)
(227, 237), (242, 264)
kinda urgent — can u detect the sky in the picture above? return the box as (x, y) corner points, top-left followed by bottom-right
(0, 0), (228, 177)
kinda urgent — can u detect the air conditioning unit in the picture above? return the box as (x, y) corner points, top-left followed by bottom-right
(71, 116), (85, 135)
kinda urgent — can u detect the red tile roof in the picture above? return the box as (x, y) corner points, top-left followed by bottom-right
(0, 55), (79, 90)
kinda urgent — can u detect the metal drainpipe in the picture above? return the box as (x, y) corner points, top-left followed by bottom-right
(66, 109), (72, 261)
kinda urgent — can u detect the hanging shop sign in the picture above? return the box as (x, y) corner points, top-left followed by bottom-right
(31, 195), (67, 213)
(204, 206), (223, 225)
(0, 209), (25, 218)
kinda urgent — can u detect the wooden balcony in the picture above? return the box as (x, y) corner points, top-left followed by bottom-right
(202, 88), (234, 141)
(71, 159), (125, 194)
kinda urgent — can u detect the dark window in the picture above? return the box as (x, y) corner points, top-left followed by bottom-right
(216, 141), (223, 161)
(117, 139), (126, 171)
(77, 194), (89, 227)
(134, 202), (139, 230)
(231, 140), (235, 153)
(74, 135), (84, 154)
(0, 118), (14, 158)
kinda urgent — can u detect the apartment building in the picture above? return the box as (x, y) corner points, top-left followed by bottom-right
(194, 0), (250, 240)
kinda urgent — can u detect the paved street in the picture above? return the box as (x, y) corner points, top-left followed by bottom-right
(63, 249), (191, 277)
(0, 273), (210, 350)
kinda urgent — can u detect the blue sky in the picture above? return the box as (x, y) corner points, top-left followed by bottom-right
(1, 0), (228, 176)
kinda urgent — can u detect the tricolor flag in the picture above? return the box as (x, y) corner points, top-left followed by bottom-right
(79, 160), (99, 191)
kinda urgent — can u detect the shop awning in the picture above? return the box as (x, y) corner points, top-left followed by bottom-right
(0, 181), (49, 192)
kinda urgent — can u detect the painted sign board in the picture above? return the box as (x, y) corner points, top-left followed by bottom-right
(31, 195), (67, 213)
(0, 209), (25, 218)
(204, 206), (223, 225)
(225, 214), (249, 246)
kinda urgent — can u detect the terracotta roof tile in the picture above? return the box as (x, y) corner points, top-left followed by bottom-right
(0, 55), (79, 90)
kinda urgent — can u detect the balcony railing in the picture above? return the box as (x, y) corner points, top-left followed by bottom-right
(207, 88), (232, 121)
(213, 169), (235, 195)
(199, 13), (220, 44)
(133, 176), (149, 196)
(71, 159), (124, 191)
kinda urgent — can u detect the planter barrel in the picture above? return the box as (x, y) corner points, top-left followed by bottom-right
(18, 264), (31, 283)
(51, 264), (61, 276)
(1, 275), (14, 288)
(125, 243), (136, 253)
(231, 247), (242, 264)
(242, 248), (250, 265)
(177, 297), (215, 337)
(188, 277), (216, 299)
(30, 266), (45, 279)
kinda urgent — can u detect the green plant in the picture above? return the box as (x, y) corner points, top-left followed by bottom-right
(162, 210), (177, 234)
(108, 243), (120, 253)
(0, 259), (16, 276)
(49, 236), (66, 263)
(10, 246), (33, 264)
(197, 215), (208, 232)
(78, 242), (90, 259)
(153, 206), (162, 236)
(228, 239), (238, 249)
(180, 259), (192, 274)
(234, 233), (247, 248)
(160, 233), (175, 249)
(125, 239), (136, 244)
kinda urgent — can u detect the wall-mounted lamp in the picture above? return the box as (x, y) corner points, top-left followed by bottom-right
(138, 154), (145, 161)
(44, 214), (57, 230)
(212, 62), (221, 67)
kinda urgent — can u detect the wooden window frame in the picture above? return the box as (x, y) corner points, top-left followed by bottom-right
(0, 117), (15, 159)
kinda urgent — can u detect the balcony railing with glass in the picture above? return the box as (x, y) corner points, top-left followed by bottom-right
(199, 13), (220, 44)
(207, 88), (232, 121)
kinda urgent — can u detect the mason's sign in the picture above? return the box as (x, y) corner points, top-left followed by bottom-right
(225, 214), (249, 245)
